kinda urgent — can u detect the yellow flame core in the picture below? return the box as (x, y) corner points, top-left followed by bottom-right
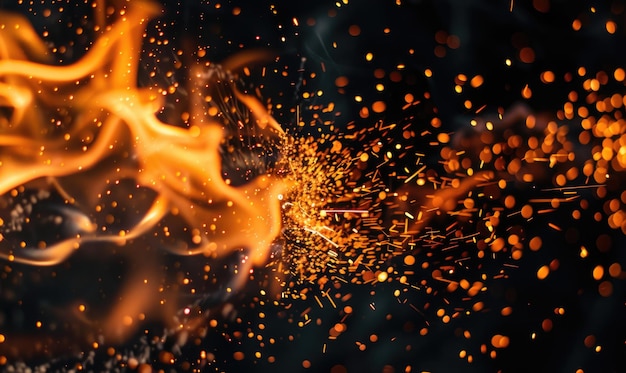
(0, 2), (286, 268)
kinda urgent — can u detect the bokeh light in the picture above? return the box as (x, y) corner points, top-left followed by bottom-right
(0, 1), (625, 372)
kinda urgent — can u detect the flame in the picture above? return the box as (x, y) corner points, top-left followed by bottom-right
(0, 0), (286, 346)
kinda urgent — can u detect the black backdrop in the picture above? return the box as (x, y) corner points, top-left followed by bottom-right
(0, 1), (625, 372)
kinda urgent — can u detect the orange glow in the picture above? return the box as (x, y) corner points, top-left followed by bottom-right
(0, 1), (285, 267)
(0, 0), (287, 344)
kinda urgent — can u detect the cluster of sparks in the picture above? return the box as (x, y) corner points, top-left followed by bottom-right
(0, 0), (624, 372)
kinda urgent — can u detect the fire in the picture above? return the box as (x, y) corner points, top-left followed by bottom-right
(1, 1), (624, 371)
(0, 0), (286, 349)
(0, 2), (286, 266)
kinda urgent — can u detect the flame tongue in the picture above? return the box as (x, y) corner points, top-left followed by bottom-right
(0, 2), (287, 272)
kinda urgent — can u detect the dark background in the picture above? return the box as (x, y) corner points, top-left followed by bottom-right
(0, 0), (625, 372)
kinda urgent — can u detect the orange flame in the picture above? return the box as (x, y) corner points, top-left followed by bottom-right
(0, 0), (286, 346)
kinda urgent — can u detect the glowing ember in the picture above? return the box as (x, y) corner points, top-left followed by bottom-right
(0, 1), (624, 372)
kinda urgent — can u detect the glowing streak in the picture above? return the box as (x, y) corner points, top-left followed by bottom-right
(303, 227), (339, 248)
(320, 209), (368, 216)
(528, 197), (579, 203)
(404, 165), (427, 183)
(541, 185), (604, 191)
